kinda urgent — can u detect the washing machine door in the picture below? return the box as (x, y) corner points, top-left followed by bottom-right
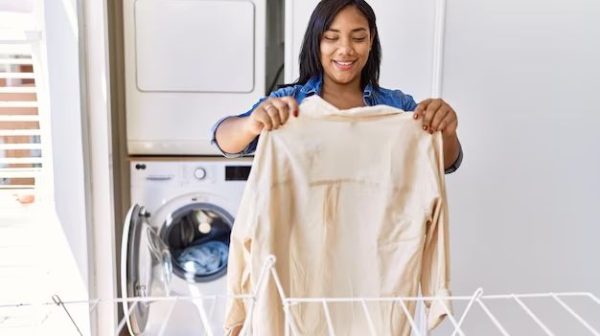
(121, 204), (173, 335)
(161, 202), (234, 283)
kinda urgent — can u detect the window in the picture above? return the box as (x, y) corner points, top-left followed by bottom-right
(0, 7), (50, 208)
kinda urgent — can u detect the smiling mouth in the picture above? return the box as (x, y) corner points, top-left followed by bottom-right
(333, 60), (356, 70)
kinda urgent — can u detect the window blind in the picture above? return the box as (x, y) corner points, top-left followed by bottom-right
(0, 30), (46, 198)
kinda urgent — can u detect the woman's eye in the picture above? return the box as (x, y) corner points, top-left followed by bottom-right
(323, 36), (338, 41)
(353, 37), (367, 42)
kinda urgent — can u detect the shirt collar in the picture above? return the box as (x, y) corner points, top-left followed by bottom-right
(363, 82), (373, 98)
(300, 75), (323, 95)
(301, 74), (374, 99)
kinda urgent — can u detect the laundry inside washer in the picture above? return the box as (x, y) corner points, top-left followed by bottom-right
(162, 205), (233, 283)
(178, 241), (229, 275)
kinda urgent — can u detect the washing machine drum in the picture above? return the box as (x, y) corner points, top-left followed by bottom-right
(162, 203), (234, 283)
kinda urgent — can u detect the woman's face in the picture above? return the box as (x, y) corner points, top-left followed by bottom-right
(320, 5), (373, 88)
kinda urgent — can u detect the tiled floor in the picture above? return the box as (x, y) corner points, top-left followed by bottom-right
(0, 202), (50, 334)
(0, 199), (90, 335)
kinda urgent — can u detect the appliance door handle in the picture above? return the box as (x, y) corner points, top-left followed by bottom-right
(146, 175), (174, 181)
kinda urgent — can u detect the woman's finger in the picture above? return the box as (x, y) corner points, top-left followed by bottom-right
(431, 106), (450, 132)
(264, 103), (282, 129)
(254, 107), (273, 131)
(414, 99), (432, 120)
(270, 99), (290, 125)
(281, 96), (299, 117)
(422, 99), (442, 131)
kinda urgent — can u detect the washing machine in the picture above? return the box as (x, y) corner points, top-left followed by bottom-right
(121, 158), (252, 335)
(123, 0), (284, 155)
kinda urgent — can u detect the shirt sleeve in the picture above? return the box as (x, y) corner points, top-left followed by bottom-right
(210, 98), (265, 158)
(402, 92), (418, 111)
(210, 87), (295, 158)
(421, 133), (453, 330)
(444, 139), (463, 174)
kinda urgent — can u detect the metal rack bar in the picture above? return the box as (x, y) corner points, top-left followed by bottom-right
(550, 293), (600, 336)
(451, 288), (483, 336)
(476, 298), (511, 336)
(1, 256), (599, 336)
(88, 301), (99, 315)
(359, 299), (377, 336)
(438, 297), (465, 336)
(157, 297), (178, 336)
(115, 301), (137, 335)
(322, 300), (336, 336)
(268, 256), (300, 336)
(51, 295), (82, 336)
(190, 288), (214, 336)
(239, 255), (277, 336)
(483, 292), (596, 300)
(589, 293), (600, 305)
(397, 297), (422, 336)
(512, 295), (555, 336)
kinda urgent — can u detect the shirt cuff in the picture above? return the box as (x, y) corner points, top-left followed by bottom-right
(444, 139), (463, 174)
(427, 288), (453, 330)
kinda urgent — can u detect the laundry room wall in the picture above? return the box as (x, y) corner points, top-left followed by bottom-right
(41, 0), (93, 333)
(44, 0), (90, 289)
(439, 0), (600, 333)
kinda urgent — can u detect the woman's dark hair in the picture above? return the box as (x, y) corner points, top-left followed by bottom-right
(296, 0), (381, 89)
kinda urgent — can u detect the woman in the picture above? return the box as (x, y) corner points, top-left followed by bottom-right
(212, 0), (462, 173)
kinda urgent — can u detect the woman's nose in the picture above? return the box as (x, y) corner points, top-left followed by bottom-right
(337, 40), (356, 55)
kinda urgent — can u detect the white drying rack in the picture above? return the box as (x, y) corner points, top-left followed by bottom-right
(1, 255), (599, 336)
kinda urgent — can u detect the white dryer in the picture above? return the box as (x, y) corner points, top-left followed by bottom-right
(122, 158), (252, 335)
(123, 0), (283, 155)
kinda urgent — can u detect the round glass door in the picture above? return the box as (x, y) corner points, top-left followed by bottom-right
(121, 204), (172, 335)
(161, 203), (234, 283)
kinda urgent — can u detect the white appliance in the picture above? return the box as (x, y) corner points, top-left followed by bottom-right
(284, 0), (437, 99)
(122, 158), (252, 335)
(123, 0), (283, 155)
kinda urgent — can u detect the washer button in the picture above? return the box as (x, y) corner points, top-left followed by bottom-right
(194, 167), (207, 180)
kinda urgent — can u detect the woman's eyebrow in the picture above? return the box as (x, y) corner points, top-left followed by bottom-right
(326, 27), (368, 33)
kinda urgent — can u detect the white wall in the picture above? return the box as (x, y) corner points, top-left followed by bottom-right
(438, 0), (600, 333)
(45, 0), (89, 288)
(39, 0), (93, 333)
(45, 0), (117, 333)
(0, 0), (34, 12)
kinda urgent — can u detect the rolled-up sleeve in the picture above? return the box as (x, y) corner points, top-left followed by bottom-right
(402, 92), (418, 112)
(443, 140), (463, 174)
(210, 99), (266, 158)
(211, 87), (297, 158)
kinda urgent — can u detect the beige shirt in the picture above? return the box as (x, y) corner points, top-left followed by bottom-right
(225, 96), (452, 336)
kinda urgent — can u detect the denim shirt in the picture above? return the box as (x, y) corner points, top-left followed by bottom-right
(211, 75), (463, 174)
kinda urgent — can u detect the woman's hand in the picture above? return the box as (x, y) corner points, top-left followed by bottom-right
(414, 98), (458, 137)
(245, 97), (299, 135)
(415, 98), (462, 170)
